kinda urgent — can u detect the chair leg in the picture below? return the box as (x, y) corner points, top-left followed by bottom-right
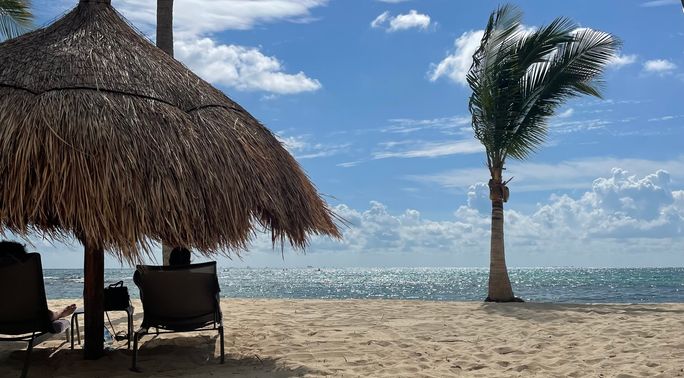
(21, 335), (35, 378)
(127, 311), (133, 350)
(70, 315), (75, 350)
(218, 326), (225, 364)
(130, 332), (141, 372)
(75, 314), (81, 346)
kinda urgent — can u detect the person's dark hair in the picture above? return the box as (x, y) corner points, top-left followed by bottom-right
(0, 240), (28, 266)
(169, 247), (191, 266)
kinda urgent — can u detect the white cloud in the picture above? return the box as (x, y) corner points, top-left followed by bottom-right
(550, 118), (612, 133)
(337, 161), (363, 168)
(557, 108), (575, 118)
(26, 169), (684, 268)
(408, 156), (684, 193)
(276, 133), (349, 159)
(175, 38), (321, 94)
(272, 168), (683, 266)
(371, 10), (431, 32)
(428, 30), (484, 85)
(648, 115), (682, 122)
(107, 1), (327, 95)
(388, 10), (431, 32)
(641, 0), (680, 7)
(643, 59), (678, 74)
(382, 116), (471, 134)
(608, 54), (637, 69)
(370, 11), (390, 29)
(114, 0), (328, 38)
(373, 139), (483, 159)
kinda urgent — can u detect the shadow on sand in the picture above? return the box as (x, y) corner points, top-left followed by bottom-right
(480, 302), (684, 322)
(1, 333), (327, 377)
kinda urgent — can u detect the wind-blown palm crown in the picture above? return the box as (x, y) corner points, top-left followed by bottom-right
(0, 0), (31, 40)
(468, 5), (619, 169)
(466, 4), (619, 302)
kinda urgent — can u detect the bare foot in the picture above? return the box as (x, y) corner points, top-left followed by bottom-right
(50, 304), (77, 321)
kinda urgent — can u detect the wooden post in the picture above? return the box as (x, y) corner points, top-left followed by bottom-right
(157, 0), (175, 266)
(83, 241), (104, 359)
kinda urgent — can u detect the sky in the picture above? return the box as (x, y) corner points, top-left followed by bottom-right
(21, 0), (684, 268)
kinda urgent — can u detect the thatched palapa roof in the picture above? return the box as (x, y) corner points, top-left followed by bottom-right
(0, 0), (340, 262)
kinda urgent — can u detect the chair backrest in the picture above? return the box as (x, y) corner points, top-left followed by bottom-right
(134, 262), (220, 331)
(0, 253), (51, 335)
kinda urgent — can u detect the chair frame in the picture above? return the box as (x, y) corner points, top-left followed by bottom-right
(0, 253), (70, 378)
(0, 330), (69, 378)
(130, 321), (224, 371)
(70, 305), (134, 350)
(129, 262), (224, 372)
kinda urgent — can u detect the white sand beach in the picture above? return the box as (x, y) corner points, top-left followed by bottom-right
(1, 299), (683, 377)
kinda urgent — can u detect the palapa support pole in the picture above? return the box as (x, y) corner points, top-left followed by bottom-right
(77, 0), (108, 358)
(83, 240), (105, 359)
(157, 0), (175, 266)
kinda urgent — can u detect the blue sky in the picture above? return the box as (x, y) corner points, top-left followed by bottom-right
(25, 0), (684, 268)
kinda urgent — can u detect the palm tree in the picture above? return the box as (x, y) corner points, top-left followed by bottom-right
(157, 0), (173, 56)
(0, 0), (32, 40)
(467, 5), (619, 302)
(157, 0), (174, 265)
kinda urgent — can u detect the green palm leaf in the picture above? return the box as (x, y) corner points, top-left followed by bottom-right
(0, 0), (32, 40)
(468, 4), (620, 166)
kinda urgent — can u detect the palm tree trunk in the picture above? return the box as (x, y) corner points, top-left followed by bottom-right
(157, 0), (173, 264)
(486, 172), (517, 302)
(156, 0), (174, 56)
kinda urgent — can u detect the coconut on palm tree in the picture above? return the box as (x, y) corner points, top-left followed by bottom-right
(0, 0), (32, 40)
(467, 5), (619, 302)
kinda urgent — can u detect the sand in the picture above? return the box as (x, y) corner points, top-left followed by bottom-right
(1, 299), (683, 377)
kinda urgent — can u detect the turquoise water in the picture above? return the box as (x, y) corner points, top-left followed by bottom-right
(43, 267), (683, 303)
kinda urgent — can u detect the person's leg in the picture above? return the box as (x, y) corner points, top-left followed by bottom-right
(50, 304), (77, 321)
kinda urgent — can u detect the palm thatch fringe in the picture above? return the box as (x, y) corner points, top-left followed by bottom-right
(0, 0), (340, 263)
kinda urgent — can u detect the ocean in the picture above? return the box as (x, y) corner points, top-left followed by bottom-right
(43, 267), (683, 303)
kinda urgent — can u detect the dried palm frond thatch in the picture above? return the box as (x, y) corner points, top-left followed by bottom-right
(0, 0), (341, 264)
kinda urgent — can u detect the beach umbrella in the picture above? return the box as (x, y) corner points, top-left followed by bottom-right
(0, 0), (340, 359)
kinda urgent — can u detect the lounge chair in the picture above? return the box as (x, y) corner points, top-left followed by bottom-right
(130, 261), (224, 371)
(0, 253), (70, 378)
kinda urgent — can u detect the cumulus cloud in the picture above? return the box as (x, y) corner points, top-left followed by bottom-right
(323, 168), (683, 254)
(231, 167), (682, 268)
(371, 10), (431, 32)
(27, 169), (684, 268)
(643, 59), (678, 74)
(110, 1), (327, 94)
(428, 30), (484, 86)
(409, 156), (684, 193)
(608, 54), (637, 69)
(175, 38), (321, 94)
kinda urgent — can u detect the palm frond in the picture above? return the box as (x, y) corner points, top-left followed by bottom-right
(468, 4), (620, 166)
(0, 0), (32, 40)
(505, 28), (620, 160)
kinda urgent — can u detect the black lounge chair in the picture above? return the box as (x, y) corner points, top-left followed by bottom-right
(131, 261), (224, 371)
(0, 253), (70, 378)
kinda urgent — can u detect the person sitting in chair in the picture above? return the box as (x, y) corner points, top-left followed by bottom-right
(0, 240), (77, 320)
